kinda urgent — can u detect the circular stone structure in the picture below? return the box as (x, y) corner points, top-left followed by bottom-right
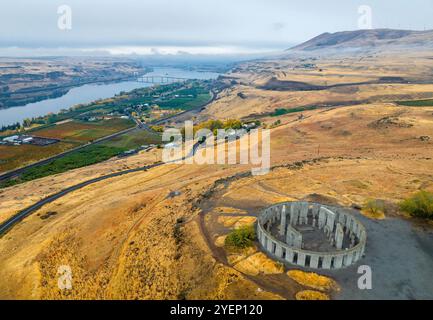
(257, 201), (367, 270)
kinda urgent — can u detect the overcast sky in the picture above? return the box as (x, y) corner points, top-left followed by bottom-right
(1, 0), (432, 56)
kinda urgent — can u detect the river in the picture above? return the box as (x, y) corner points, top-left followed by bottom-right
(0, 67), (220, 127)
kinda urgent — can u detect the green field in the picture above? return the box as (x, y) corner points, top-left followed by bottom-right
(157, 93), (211, 110)
(102, 129), (161, 149)
(397, 99), (433, 107)
(0, 145), (126, 188)
(271, 105), (319, 117)
(0, 142), (79, 173)
(0, 118), (134, 174)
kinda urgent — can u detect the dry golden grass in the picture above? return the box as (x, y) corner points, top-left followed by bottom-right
(295, 290), (330, 300)
(361, 209), (386, 220)
(213, 206), (248, 215)
(0, 148), (162, 224)
(287, 270), (339, 292)
(232, 252), (284, 276)
(217, 216), (257, 229)
(214, 235), (227, 247)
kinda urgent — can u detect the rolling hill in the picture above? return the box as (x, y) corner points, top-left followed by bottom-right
(290, 28), (433, 52)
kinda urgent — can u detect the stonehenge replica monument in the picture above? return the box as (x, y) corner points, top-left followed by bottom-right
(257, 201), (367, 270)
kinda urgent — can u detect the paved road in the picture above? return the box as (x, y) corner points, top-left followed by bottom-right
(0, 141), (201, 236)
(330, 210), (433, 299)
(0, 86), (217, 235)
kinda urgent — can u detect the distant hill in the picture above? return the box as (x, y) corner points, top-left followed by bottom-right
(290, 29), (433, 52)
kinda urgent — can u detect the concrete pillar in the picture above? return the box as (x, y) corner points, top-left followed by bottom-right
(279, 205), (287, 236)
(285, 248), (294, 263)
(343, 252), (353, 267)
(322, 256), (332, 269)
(297, 252), (306, 267)
(312, 204), (320, 218)
(290, 202), (299, 225)
(266, 239), (274, 253)
(259, 225), (265, 245)
(352, 220), (358, 236)
(275, 244), (283, 258)
(286, 224), (303, 249)
(293, 234), (302, 249)
(285, 224), (292, 245)
(361, 243), (366, 257)
(354, 248), (362, 261)
(318, 207), (328, 229)
(345, 216), (352, 235)
(324, 225), (331, 237)
(350, 234), (356, 248)
(271, 207), (276, 223)
(310, 255), (320, 269)
(338, 211), (346, 225)
(334, 255), (344, 268)
(335, 223), (344, 250)
(326, 210), (336, 232)
(300, 202), (309, 224)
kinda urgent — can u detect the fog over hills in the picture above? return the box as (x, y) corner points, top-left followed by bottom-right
(289, 29), (433, 52)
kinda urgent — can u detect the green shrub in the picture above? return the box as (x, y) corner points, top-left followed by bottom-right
(363, 199), (385, 215)
(224, 225), (256, 249)
(271, 105), (318, 117)
(397, 99), (433, 107)
(0, 145), (125, 189)
(400, 190), (433, 219)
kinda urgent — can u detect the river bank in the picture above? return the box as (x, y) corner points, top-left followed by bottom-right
(0, 67), (220, 127)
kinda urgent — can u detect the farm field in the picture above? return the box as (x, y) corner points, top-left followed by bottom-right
(157, 92), (212, 110)
(31, 118), (134, 143)
(102, 129), (161, 149)
(0, 118), (134, 174)
(0, 141), (78, 173)
(0, 129), (163, 188)
(0, 145), (126, 188)
(397, 99), (433, 107)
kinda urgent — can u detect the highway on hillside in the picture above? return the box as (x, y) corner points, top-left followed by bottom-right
(0, 87), (218, 235)
(0, 141), (202, 236)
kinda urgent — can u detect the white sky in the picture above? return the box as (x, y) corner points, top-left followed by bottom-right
(1, 0), (432, 56)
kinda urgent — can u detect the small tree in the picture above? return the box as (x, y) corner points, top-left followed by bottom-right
(400, 190), (433, 219)
(224, 225), (256, 249)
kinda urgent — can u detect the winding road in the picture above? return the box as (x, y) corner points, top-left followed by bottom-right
(0, 136), (203, 236)
(0, 87), (218, 235)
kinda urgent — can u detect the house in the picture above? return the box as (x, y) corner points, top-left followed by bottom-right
(22, 137), (34, 144)
(3, 135), (19, 143)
